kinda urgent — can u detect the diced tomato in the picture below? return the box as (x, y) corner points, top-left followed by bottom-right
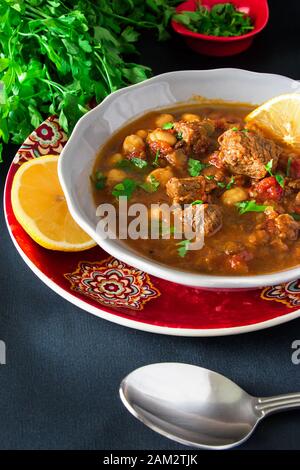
(253, 176), (283, 202)
(290, 159), (300, 178)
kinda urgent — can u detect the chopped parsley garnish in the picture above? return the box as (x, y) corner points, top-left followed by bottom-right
(264, 159), (274, 174)
(130, 157), (148, 169)
(226, 176), (235, 189)
(236, 200), (267, 215)
(176, 131), (183, 140)
(242, 128), (249, 133)
(231, 127), (239, 131)
(290, 213), (300, 221)
(205, 175), (215, 181)
(162, 122), (174, 130)
(117, 158), (147, 170)
(188, 158), (210, 177)
(112, 178), (137, 199)
(287, 157), (292, 177)
(265, 159), (285, 188)
(173, 2), (254, 37)
(176, 239), (191, 258)
(191, 200), (203, 206)
(91, 171), (106, 190)
(139, 175), (160, 193)
(153, 150), (160, 167)
(217, 181), (226, 188)
(275, 174), (285, 188)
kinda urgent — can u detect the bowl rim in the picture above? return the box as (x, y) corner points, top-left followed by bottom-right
(171, 0), (269, 42)
(58, 68), (300, 289)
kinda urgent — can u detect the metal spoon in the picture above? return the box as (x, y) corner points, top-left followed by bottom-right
(120, 362), (300, 449)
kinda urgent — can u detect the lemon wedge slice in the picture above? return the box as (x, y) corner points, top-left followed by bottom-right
(11, 155), (96, 251)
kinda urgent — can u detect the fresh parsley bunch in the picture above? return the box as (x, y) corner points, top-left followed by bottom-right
(0, 0), (179, 161)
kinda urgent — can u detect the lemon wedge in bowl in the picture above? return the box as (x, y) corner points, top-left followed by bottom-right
(245, 93), (300, 150)
(11, 155), (96, 251)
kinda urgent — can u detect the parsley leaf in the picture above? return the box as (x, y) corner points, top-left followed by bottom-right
(112, 178), (137, 199)
(117, 158), (147, 171)
(265, 159), (285, 188)
(176, 131), (183, 140)
(176, 239), (191, 258)
(188, 158), (209, 177)
(191, 200), (203, 206)
(275, 174), (285, 188)
(236, 200), (267, 215)
(265, 159), (274, 175)
(130, 157), (148, 169)
(153, 150), (160, 167)
(91, 171), (106, 190)
(162, 122), (174, 130)
(290, 213), (300, 221)
(226, 176), (235, 189)
(139, 175), (160, 193)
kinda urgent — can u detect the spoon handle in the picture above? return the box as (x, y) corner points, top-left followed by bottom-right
(256, 393), (300, 415)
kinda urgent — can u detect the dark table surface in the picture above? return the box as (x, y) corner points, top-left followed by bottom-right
(1, 0), (300, 450)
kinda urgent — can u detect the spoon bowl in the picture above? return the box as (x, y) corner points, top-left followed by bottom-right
(120, 363), (300, 449)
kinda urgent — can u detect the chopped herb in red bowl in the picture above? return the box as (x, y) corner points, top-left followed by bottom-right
(173, 1), (254, 37)
(171, 0), (269, 56)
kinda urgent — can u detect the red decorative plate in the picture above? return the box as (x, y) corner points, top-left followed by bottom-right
(4, 118), (300, 336)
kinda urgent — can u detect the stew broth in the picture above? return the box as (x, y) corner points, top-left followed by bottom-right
(92, 103), (300, 275)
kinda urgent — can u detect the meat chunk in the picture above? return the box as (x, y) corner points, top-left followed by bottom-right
(173, 120), (214, 156)
(174, 203), (222, 238)
(261, 208), (300, 242)
(217, 129), (281, 179)
(274, 214), (299, 241)
(166, 176), (215, 205)
(202, 204), (223, 237)
(285, 178), (300, 191)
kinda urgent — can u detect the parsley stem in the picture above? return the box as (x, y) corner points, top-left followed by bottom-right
(99, 10), (155, 29)
(94, 50), (115, 93)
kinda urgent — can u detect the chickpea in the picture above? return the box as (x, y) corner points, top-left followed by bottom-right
(181, 113), (201, 122)
(155, 113), (174, 128)
(147, 167), (174, 187)
(221, 187), (248, 206)
(108, 152), (122, 166)
(123, 134), (145, 154)
(148, 129), (177, 146)
(106, 169), (126, 186)
(136, 129), (148, 139)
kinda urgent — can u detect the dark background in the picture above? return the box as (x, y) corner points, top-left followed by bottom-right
(1, 0), (300, 450)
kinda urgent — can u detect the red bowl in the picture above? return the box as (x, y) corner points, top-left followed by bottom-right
(171, 0), (269, 57)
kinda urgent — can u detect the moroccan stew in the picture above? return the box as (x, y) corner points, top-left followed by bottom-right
(92, 103), (300, 275)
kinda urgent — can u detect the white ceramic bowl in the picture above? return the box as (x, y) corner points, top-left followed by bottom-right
(58, 69), (300, 289)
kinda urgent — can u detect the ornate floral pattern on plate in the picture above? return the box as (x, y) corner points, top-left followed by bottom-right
(14, 116), (67, 164)
(261, 280), (300, 308)
(65, 257), (161, 311)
